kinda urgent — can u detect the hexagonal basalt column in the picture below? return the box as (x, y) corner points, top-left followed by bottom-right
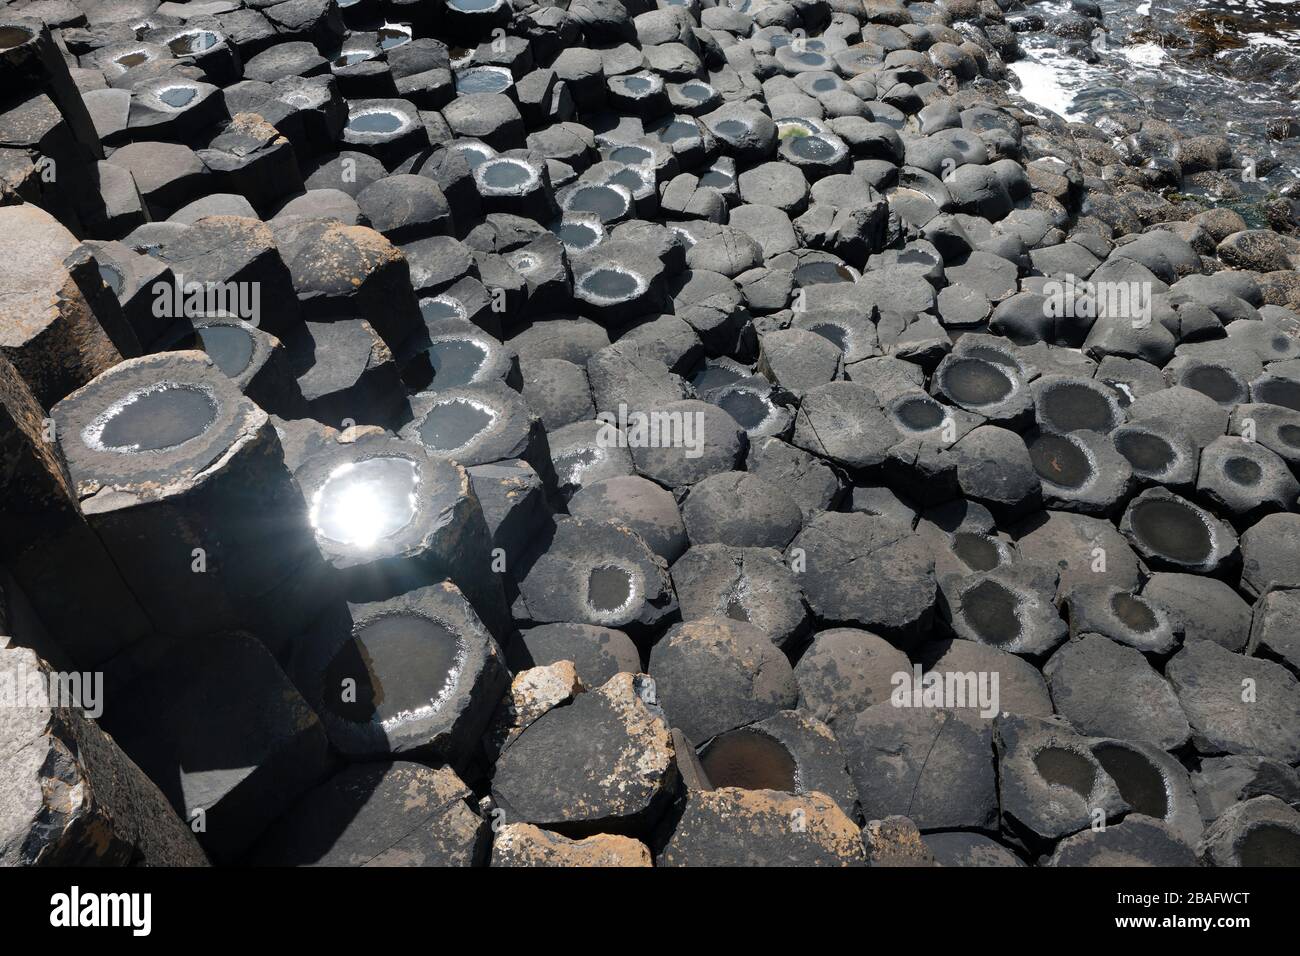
(250, 762), (489, 866)
(51, 351), (322, 641)
(1, 354), (151, 666)
(293, 433), (508, 637)
(288, 582), (506, 765)
(0, 204), (137, 408)
(0, 19), (101, 161)
(101, 631), (331, 864)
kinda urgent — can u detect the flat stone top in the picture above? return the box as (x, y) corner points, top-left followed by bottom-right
(0, 203), (79, 345)
(156, 0), (238, 16)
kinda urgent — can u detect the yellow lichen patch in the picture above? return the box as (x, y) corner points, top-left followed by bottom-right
(862, 817), (935, 866)
(507, 660), (584, 727)
(593, 673), (675, 797)
(491, 823), (652, 867)
(665, 787), (867, 866)
(397, 764), (468, 813)
(226, 112), (288, 150)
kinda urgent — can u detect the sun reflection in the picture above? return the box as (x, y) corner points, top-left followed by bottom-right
(309, 457), (420, 549)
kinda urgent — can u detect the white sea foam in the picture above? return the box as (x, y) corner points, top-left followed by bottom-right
(1008, 57), (1081, 121)
(1123, 42), (1168, 67)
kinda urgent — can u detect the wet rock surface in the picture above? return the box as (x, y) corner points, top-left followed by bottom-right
(288, 582), (506, 766)
(1199, 796), (1300, 867)
(2, 0), (1299, 869)
(996, 715), (1128, 848)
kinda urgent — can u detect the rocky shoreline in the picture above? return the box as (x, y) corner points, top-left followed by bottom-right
(2, 0), (1300, 867)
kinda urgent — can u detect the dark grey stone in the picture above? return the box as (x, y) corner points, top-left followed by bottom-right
(1167, 639), (1300, 763)
(843, 704), (998, 832)
(650, 617), (798, 744)
(670, 544), (810, 652)
(492, 672), (679, 835)
(1044, 634), (1191, 751)
(510, 622), (642, 688)
(787, 510), (936, 642)
(251, 762), (488, 866)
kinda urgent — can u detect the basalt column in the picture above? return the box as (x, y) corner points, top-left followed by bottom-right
(293, 433), (509, 639)
(0, 204), (139, 409)
(288, 582), (507, 768)
(50, 351), (324, 643)
(0, 352), (151, 666)
(0, 639), (210, 866)
(0, 17), (105, 233)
